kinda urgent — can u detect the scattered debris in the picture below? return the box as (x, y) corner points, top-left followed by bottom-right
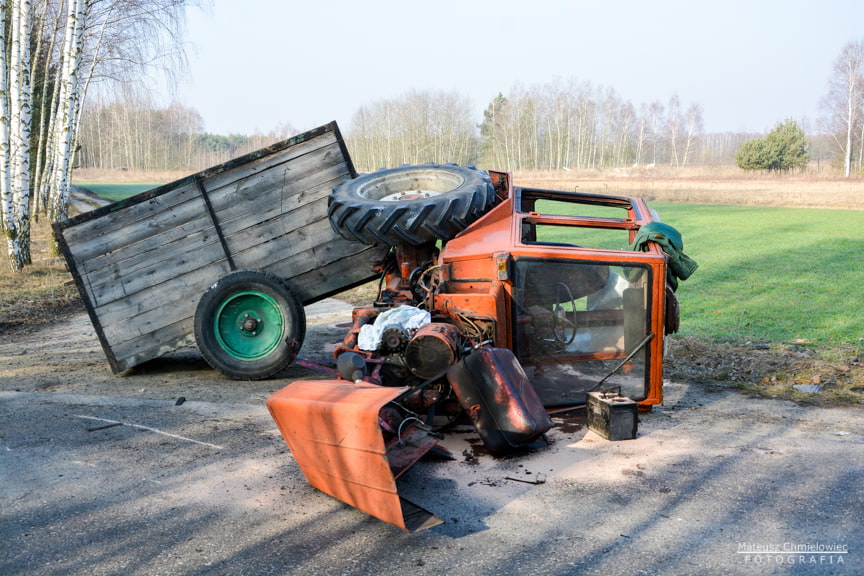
(504, 474), (546, 485)
(85, 422), (122, 432)
(73, 415), (223, 450)
(793, 384), (821, 393)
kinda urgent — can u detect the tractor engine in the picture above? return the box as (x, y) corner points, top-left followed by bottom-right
(404, 323), (463, 379)
(333, 244), (483, 414)
(335, 309), (474, 408)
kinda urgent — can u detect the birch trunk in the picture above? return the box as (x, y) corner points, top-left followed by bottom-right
(844, 75), (854, 177)
(49, 0), (87, 235)
(32, 2), (63, 219)
(858, 118), (864, 174)
(4, 0), (33, 271)
(0, 0), (18, 271)
(12, 0), (32, 266)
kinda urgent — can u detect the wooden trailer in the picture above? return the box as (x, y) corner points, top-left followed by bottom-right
(54, 122), (387, 375)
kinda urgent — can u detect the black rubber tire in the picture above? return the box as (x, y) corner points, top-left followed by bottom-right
(194, 270), (305, 380)
(328, 163), (496, 246)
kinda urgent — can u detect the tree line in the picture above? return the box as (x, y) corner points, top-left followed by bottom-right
(75, 60), (860, 178)
(76, 89), (297, 171)
(76, 83), (759, 175)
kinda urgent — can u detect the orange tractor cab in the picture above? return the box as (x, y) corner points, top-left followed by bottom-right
(264, 165), (696, 531)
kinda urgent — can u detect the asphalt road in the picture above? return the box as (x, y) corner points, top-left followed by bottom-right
(1, 303), (862, 576)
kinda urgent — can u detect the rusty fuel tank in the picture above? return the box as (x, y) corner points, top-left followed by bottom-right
(447, 347), (552, 456)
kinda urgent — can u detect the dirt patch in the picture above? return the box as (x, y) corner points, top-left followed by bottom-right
(666, 336), (864, 406)
(0, 233), (82, 336)
(514, 168), (864, 210)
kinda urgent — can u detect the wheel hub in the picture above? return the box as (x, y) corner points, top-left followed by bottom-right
(213, 290), (284, 360)
(241, 314), (260, 334)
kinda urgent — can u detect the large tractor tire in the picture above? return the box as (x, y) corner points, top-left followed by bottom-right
(328, 164), (496, 246)
(194, 270), (305, 380)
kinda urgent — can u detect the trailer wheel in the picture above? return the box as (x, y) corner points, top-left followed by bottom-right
(194, 270), (305, 380)
(328, 164), (496, 246)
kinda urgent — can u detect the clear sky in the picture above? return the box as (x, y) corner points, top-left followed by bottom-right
(171, 0), (864, 136)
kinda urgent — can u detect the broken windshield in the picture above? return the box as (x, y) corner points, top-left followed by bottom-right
(511, 258), (652, 405)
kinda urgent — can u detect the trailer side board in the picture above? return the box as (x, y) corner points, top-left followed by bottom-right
(55, 122), (386, 373)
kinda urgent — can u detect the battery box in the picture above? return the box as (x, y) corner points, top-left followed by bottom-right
(587, 391), (638, 441)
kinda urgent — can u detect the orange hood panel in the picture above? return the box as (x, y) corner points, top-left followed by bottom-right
(267, 380), (442, 531)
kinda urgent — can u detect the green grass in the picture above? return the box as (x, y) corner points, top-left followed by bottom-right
(534, 201), (863, 348)
(74, 182), (160, 201)
(651, 203), (863, 347)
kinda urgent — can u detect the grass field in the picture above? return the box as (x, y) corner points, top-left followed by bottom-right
(73, 181), (161, 201)
(652, 202), (863, 346)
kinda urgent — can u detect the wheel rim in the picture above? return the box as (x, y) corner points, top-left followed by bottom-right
(378, 189), (442, 201)
(359, 170), (464, 202)
(213, 290), (285, 360)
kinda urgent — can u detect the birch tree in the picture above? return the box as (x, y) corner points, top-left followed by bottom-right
(0, 0), (16, 269)
(1, 0), (33, 271)
(346, 90), (478, 171)
(478, 80), (708, 172)
(0, 0), (194, 269)
(820, 39), (864, 177)
(665, 94), (682, 167)
(47, 0), (85, 226)
(681, 103), (704, 166)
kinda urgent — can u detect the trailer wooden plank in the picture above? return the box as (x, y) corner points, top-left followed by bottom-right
(78, 142), (347, 288)
(79, 213), (216, 281)
(107, 250), (383, 372)
(280, 247), (385, 304)
(61, 127), (343, 238)
(109, 319), (197, 373)
(94, 243), (383, 355)
(93, 237), (381, 342)
(82, 162), (346, 306)
(85, 235), (227, 308)
(230, 215), (335, 273)
(261, 237), (384, 293)
(62, 181), (203, 255)
(205, 150), (347, 237)
(199, 130), (341, 194)
(96, 260), (232, 349)
(210, 169), (344, 244)
(202, 139), (345, 206)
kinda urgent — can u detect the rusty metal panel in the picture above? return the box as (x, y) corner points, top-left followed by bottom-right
(266, 380), (442, 532)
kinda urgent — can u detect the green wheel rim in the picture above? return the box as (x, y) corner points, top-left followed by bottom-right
(213, 290), (285, 360)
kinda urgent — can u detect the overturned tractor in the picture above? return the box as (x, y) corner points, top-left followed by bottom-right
(267, 163), (696, 530)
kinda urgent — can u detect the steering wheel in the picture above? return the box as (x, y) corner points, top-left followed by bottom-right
(551, 282), (577, 345)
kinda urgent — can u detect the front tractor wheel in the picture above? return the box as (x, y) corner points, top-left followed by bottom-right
(194, 270), (305, 380)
